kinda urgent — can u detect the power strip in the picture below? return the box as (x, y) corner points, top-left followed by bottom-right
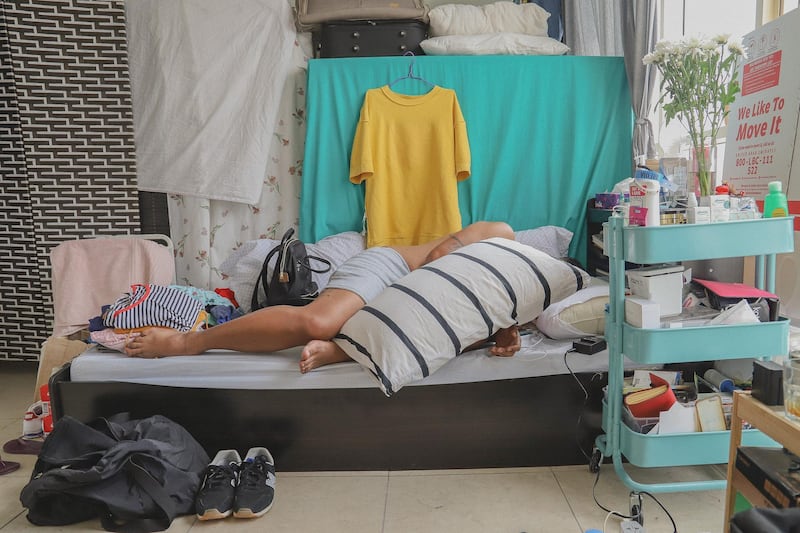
(620, 519), (645, 533)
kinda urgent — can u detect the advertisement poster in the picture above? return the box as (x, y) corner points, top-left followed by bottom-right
(723, 9), (800, 325)
(722, 8), (800, 200)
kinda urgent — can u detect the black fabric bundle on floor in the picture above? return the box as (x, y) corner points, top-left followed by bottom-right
(20, 413), (209, 532)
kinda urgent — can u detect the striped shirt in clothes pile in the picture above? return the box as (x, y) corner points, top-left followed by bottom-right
(104, 284), (203, 332)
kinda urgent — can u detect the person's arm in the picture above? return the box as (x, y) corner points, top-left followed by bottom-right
(462, 324), (521, 357)
(489, 325), (521, 357)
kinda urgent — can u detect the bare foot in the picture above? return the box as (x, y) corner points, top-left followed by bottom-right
(124, 327), (195, 358)
(299, 340), (352, 373)
(490, 325), (520, 357)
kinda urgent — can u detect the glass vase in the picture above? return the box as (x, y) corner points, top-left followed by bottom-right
(692, 142), (717, 197)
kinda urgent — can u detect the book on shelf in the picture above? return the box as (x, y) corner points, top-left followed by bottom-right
(624, 373), (677, 418)
(736, 447), (800, 508)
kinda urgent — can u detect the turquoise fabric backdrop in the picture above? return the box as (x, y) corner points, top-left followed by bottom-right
(300, 55), (632, 265)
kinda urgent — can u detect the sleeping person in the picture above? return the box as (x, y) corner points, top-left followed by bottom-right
(124, 221), (521, 371)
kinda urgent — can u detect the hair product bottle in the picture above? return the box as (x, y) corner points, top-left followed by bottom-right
(763, 180), (788, 218)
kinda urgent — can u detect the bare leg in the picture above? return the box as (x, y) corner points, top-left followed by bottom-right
(299, 340), (352, 373)
(125, 289), (365, 358)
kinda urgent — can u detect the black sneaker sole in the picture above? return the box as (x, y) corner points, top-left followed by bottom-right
(233, 500), (274, 519)
(197, 508), (233, 521)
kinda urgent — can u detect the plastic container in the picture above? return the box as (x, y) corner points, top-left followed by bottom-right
(630, 178), (660, 226)
(763, 180), (788, 217)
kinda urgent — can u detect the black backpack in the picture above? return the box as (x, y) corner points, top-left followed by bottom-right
(20, 413), (209, 532)
(251, 228), (332, 310)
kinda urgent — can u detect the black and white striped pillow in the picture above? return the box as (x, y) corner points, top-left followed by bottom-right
(333, 237), (589, 396)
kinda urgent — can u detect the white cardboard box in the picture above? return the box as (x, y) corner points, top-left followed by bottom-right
(625, 297), (661, 328)
(626, 265), (684, 317)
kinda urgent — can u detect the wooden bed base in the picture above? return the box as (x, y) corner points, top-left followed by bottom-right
(49, 364), (607, 472)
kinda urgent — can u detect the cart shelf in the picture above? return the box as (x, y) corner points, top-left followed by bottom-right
(622, 318), (790, 364)
(595, 215), (794, 495)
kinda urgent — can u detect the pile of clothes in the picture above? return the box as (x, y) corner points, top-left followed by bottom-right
(88, 283), (242, 352)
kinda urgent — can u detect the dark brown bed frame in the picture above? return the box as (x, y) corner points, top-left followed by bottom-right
(49, 363), (607, 472)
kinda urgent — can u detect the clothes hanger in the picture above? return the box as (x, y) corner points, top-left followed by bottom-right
(387, 52), (435, 89)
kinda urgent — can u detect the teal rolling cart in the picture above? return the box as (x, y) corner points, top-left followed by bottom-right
(594, 215), (794, 499)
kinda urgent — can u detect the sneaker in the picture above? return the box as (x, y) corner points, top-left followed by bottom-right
(195, 449), (242, 521)
(233, 447), (275, 518)
(22, 401), (47, 440)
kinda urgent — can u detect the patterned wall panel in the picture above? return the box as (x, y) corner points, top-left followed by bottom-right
(0, 0), (139, 361)
(0, 3), (45, 361)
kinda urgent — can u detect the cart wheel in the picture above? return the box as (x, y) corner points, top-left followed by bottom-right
(630, 492), (644, 525)
(589, 447), (602, 473)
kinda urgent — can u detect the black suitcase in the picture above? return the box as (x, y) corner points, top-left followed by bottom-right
(315, 19), (427, 58)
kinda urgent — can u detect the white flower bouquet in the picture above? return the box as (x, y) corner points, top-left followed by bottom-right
(643, 35), (745, 196)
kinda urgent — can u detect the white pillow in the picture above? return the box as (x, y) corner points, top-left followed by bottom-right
(428, 2), (550, 37)
(535, 281), (609, 339)
(514, 225), (573, 258)
(334, 237), (590, 396)
(421, 33), (569, 56)
(220, 231), (365, 312)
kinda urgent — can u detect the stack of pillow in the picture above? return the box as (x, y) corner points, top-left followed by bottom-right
(420, 1), (570, 56)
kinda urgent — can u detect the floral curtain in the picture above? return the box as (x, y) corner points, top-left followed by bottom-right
(167, 36), (312, 291)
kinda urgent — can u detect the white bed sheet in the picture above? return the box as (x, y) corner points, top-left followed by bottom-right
(70, 332), (657, 390)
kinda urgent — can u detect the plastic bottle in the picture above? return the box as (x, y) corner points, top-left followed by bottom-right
(630, 178), (660, 226)
(686, 192), (710, 224)
(763, 180), (788, 217)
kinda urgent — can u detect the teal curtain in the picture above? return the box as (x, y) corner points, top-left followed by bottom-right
(300, 55), (632, 265)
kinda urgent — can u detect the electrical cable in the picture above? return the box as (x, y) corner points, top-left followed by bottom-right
(564, 348), (592, 461)
(602, 509), (618, 533)
(565, 348), (676, 528)
(564, 348), (605, 462)
(640, 491), (677, 533)
(591, 465), (632, 520)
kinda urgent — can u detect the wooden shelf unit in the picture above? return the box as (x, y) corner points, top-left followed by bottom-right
(723, 391), (800, 532)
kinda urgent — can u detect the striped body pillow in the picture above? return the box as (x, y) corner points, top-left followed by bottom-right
(333, 237), (590, 396)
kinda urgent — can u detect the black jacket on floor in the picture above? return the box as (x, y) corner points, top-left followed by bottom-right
(20, 413), (209, 532)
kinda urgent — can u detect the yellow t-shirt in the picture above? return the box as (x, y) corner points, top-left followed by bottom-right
(349, 85), (471, 247)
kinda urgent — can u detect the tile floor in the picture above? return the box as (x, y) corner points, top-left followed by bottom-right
(0, 362), (729, 532)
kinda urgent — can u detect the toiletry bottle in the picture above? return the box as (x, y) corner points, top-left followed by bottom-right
(686, 192), (710, 224)
(763, 180), (788, 217)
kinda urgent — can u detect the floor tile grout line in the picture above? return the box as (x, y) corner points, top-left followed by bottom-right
(0, 509), (24, 530)
(549, 467), (587, 533)
(382, 471), (390, 533)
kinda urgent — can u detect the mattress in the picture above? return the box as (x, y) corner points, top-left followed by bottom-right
(70, 332), (656, 390)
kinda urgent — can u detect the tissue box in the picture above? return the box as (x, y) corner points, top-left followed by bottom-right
(595, 192), (622, 209)
(627, 265), (684, 317)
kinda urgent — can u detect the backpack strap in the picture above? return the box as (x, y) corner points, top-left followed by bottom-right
(304, 254), (333, 274)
